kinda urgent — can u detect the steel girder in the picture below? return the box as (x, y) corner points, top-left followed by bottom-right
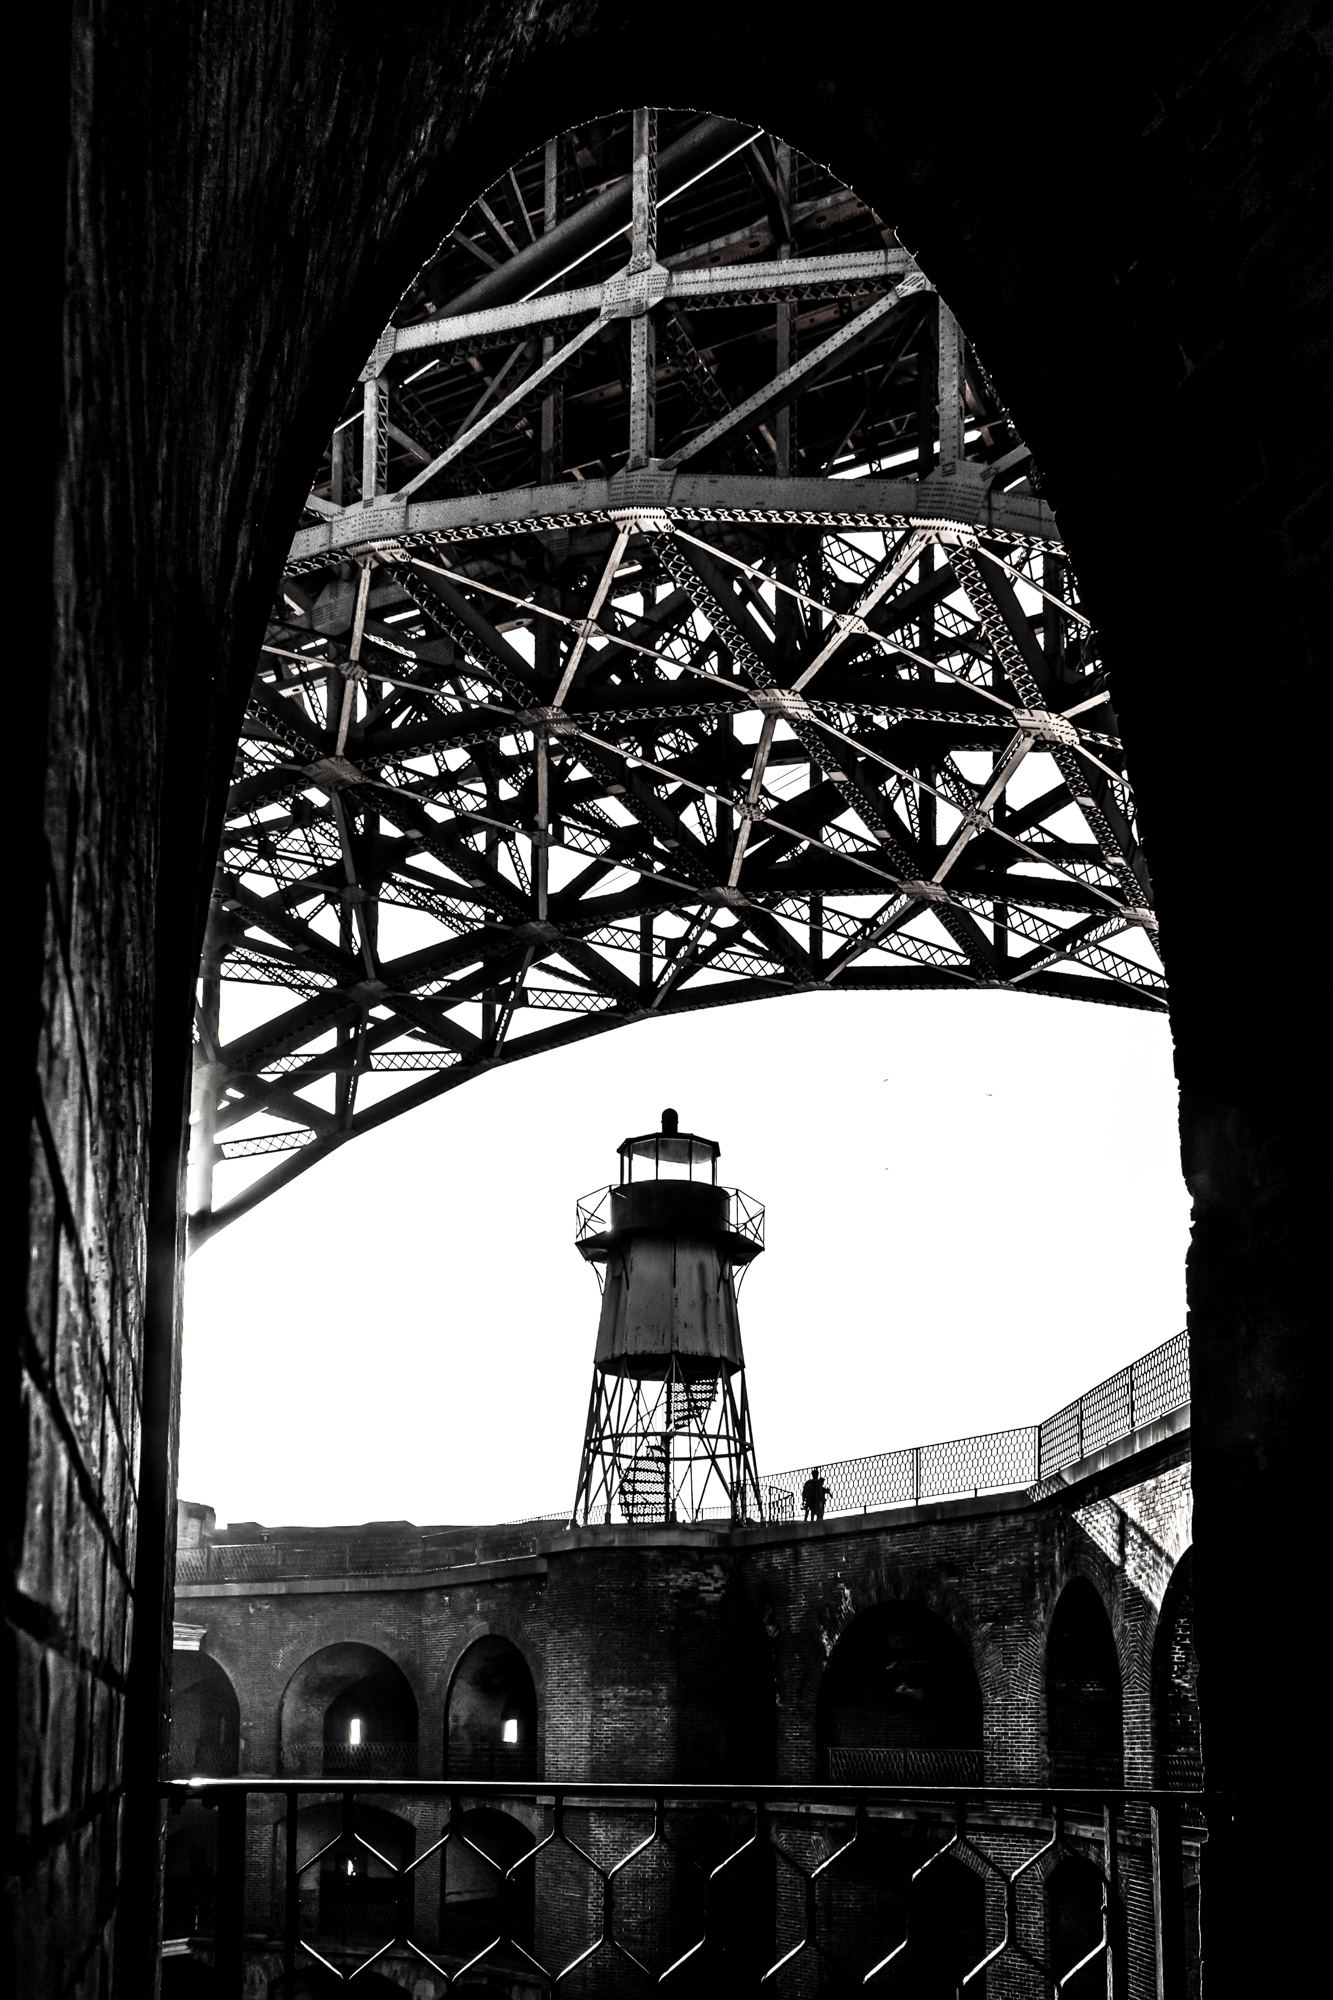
(190, 108), (1161, 1243)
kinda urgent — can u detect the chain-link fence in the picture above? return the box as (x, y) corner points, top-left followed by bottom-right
(824, 1748), (985, 1784)
(1037, 1330), (1189, 1479)
(767, 1331), (1189, 1525)
(276, 1740), (421, 1778)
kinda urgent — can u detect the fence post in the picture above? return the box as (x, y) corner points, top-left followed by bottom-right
(1077, 1397), (1084, 1463)
(1128, 1362), (1136, 1435)
(284, 1789), (298, 1995)
(1151, 1801), (1186, 1999)
(1104, 1802), (1128, 1999)
(214, 1789), (247, 1997)
(912, 1447), (920, 1506)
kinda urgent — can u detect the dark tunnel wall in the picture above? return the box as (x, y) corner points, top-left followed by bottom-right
(1047, 1579), (1124, 1788)
(816, 1602), (983, 1779)
(166, 1655), (239, 1780)
(12, 2), (1324, 1992)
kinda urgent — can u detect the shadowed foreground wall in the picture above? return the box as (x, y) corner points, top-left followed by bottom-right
(9, 3), (1324, 1993)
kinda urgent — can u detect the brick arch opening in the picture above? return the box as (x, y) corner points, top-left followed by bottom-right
(278, 1641), (419, 1777)
(291, 1801), (416, 1946)
(441, 1806), (536, 1961)
(1154, 1548), (1201, 1789)
(445, 1635), (539, 1779)
(1047, 1577), (1123, 1786)
(819, 1836), (987, 1997)
(1045, 1853), (1114, 1999)
(676, 1602), (778, 1782)
(167, 1652), (239, 1779)
(816, 1601), (983, 1783)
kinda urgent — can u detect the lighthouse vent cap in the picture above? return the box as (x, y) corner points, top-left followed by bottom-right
(617, 1115), (720, 1184)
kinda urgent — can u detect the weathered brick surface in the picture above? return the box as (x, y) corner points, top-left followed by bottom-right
(13, 862), (148, 1994)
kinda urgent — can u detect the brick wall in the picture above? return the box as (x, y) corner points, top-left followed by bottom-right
(15, 525), (161, 1990)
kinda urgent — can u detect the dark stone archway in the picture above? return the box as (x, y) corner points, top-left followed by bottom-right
(286, 1800), (416, 1945)
(440, 1806), (536, 1961)
(817, 1600), (983, 1783)
(1046, 1854), (1114, 2000)
(818, 1834), (987, 1998)
(1047, 1578), (1123, 1787)
(1155, 1550), (1203, 1789)
(676, 1600), (778, 1783)
(277, 1640), (419, 1777)
(15, 4), (1322, 1992)
(167, 1654), (240, 1779)
(444, 1635), (539, 1779)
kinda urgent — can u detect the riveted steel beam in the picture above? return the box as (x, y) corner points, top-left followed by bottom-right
(190, 108), (1161, 1239)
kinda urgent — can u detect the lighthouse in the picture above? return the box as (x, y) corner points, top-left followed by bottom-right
(571, 1110), (765, 1526)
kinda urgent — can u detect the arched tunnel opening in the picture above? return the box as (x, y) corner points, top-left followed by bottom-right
(170, 104), (1185, 2000)
(816, 1600), (983, 1783)
(440, 1806), (537, 1961)
(23, 11), (1321, 1991)
(287, 1801), (417, 1944)
(445, 1635), (539, 1779)
(1047, 1578), (1123, 1788)
(1045, 1854), (1115, 2000)
(817, 1836), (987, 1999)
(279, 1642), (419, 1778)
(168, 1652), (240, 1779)
(1154, 1550), (1202, 1789)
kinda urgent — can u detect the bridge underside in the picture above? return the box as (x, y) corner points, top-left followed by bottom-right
(193, 109), (1162, 1241)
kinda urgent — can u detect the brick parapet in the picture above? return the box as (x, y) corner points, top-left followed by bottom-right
(171, 1425), (1192, 1809)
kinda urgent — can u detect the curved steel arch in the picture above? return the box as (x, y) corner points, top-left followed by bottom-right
(190, 107), (1160, 1243)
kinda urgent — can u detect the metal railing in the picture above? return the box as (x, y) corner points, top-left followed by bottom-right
(1036, 1330), (1189, 1479)
(444, 1744), (540, 1781)
(762, 1330), (1189, 1523)
(280, 1740), (420, 1778)
(174, 1334), (1190, 1580)
(574, 1185), (614, 1240)
(574, 1182), (766, 1252)
(168, 1741), (239, 1780)
(757, 1425), (1039, 1523)
(825, 1747), (985, 1785)
(162, 1776), (1205, 1996)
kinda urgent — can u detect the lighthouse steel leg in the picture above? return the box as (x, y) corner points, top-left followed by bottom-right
(573, 1357), (763, 1527)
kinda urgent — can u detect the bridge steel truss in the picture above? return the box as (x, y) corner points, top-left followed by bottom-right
(191, 107), (1162, 1242)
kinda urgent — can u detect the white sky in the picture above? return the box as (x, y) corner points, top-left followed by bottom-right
(178, 987), (1190, 1530)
